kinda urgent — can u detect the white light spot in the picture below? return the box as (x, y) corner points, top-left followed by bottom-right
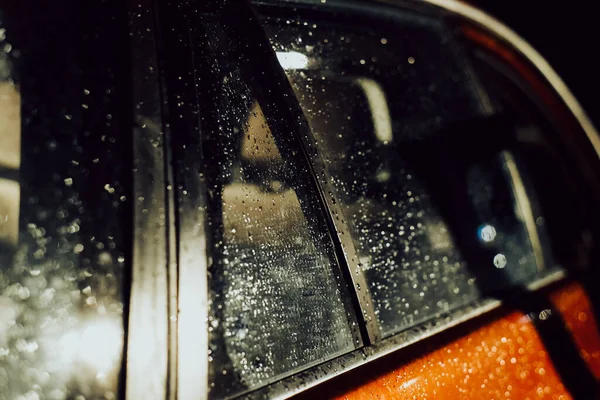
(479, 224), (497, 243)
(104, 184), (115, 194)
(493, 253), (507, 269)
(276, 51), (309, 70)
(376, 170), (391, 182)
(539, 309), (552, 320)
(355, 78), (392, 143)
(399, 377), (420, 389)
(59, 318), (123, 376)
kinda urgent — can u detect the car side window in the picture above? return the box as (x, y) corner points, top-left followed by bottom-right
(179, 10), (361, 398)
(260, 4), (548, 337)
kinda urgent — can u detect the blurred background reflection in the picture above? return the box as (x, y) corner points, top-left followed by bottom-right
(0, 2), (130, 398)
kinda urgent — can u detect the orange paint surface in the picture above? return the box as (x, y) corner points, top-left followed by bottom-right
(297, 282), (600, 400)
(336, 313), (571, 399)
(551, 282), (600, 378)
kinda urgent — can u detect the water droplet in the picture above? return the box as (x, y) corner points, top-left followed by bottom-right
(98, 251), (112, 266)
(539, 309), (552, 320)
(18, 286), (30, 299)
(478, 224), (497, 243)
(493, 253), (507, 269)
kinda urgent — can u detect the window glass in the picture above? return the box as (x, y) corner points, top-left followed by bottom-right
(468, 50), (590, 275)
(0, 2), (129, 399)
(188, 14), (360, 398)
(261, 6), (543, 337)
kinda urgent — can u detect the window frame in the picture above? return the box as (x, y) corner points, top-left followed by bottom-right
(125, 0), (178, 399)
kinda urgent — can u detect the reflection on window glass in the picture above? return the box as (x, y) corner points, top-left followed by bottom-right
(192, 16), (359, 398)
(262, 6), (543, 336)
(0, 81), (20, 248)
(0, 3), (128, 398)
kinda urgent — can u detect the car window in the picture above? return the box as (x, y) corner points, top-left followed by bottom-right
(260, 5), (547, 337)
(181, 12), (361, 398)
(0, 2), (130, 398)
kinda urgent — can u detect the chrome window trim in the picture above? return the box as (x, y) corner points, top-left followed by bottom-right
(125, 0), (177, 398)
(172, 8), (211, 398)
(501, 151), (545, 272)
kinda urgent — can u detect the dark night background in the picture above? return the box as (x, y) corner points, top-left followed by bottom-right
(471, 1), (599, 129)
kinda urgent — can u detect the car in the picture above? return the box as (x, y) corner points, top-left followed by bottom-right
(0, 0), (598, 399)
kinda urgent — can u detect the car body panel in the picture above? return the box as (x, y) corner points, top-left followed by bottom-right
(293, 281), (600, 399)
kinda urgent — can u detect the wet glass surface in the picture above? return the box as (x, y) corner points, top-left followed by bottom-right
(0, 2), (130, 399)
(186, 14), (360, 398)
(261, 6), (541, 337)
